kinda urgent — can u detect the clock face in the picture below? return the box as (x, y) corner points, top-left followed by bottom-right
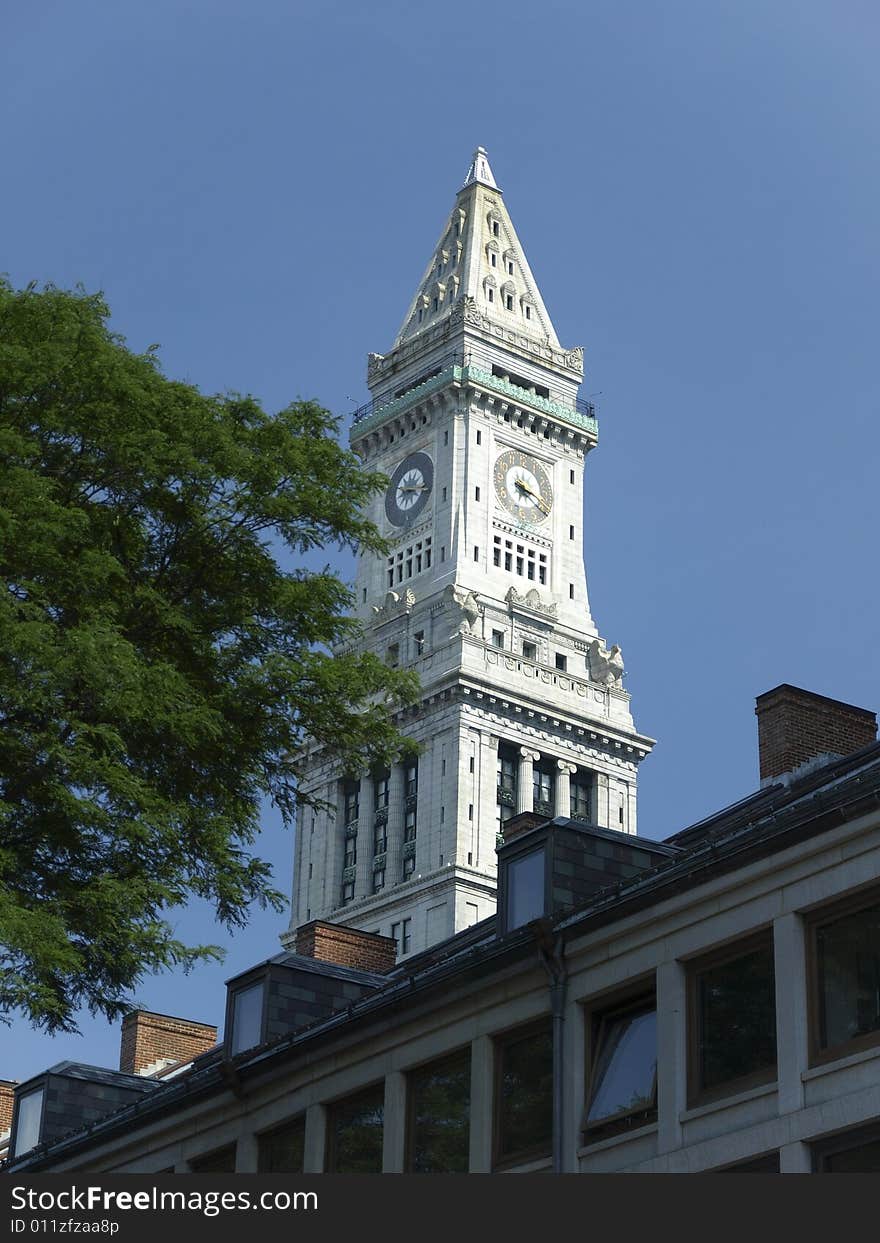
(385, 451), (434, 527)
(493, 449), (553, 524)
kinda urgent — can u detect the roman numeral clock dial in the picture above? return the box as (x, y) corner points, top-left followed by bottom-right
(493, 449), (553, 524)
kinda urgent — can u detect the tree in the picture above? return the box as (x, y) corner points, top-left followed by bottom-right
(0, 279), (419, 1032)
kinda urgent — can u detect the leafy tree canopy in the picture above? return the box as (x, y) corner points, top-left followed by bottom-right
(0, 279), (418, 1032)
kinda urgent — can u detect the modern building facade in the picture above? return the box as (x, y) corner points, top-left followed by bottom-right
(285, 148), (653, 958)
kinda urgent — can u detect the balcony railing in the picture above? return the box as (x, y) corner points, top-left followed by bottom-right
(350, 356), (597, 434)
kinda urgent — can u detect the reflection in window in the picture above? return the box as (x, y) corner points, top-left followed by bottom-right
(495, 1022), (553, 1166)
(13, 1087), (44, 1157)
(506, 850), (545, 930)
(585, 1002), (657, 1134)
(230, 981), (264, 1055)
(690, 934), (776, 1102)
(408, 1050), (471, 1172)
(258, 1117), (305, 1173)
(327, 1086), (384, 1173)
(813, 894), (880, 1058)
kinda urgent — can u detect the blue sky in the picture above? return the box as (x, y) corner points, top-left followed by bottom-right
(3, 0), (879, 1081)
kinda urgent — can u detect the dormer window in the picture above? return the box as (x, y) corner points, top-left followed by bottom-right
(490, 251), (497, 267)
(230, 980), (265, 1055)
(487, 288), (494, 303)
(492, 220), (500, 237)
(524, 304), (532, 321)
(12, 1086), (45, 1157)
(432, 296), (438, 312)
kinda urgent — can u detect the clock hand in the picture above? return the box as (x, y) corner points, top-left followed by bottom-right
(514, 479), (549, 513)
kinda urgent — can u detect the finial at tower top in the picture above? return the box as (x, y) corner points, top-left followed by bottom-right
(461, 146), (499, 190)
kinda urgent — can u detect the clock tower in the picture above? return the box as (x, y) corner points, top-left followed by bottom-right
(283, 148), (654, 958)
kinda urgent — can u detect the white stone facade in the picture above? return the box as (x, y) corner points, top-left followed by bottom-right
(284, 149), (653, 957)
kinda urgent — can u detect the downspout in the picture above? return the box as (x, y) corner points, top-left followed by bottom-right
(535, 920), (567, 1175)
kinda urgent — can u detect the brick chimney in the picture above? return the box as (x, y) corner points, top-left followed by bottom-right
(119, 1011), (218, 1076)
(756, 684), (877, 785)
(0, 1080), (18, 1134)
(294, 920), (397, 974)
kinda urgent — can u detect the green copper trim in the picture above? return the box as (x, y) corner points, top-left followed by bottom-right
(350, 364), (598, 440)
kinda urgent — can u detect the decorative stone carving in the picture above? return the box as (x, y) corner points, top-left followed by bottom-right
(505, 585), (558, 618)
(587, 639), (625, 687)
(371, 588), (416, 622)
(445, 583), (481, 633)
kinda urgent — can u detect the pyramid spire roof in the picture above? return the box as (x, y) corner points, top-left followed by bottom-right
(391, 147), (562, 352)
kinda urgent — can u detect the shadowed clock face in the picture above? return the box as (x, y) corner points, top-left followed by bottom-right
(493, 449), (553, 524)
(385, 451), (434, 526)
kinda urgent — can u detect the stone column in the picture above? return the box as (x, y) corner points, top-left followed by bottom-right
(324, 780), (345, 913)
(382, 1071), (407, 1173)
(468, 1035), (494, 1172)
(516, 747), (540, 813)
(780, 1142), (812, 1173)
(555, 760), (577, 817)
(656, 960), (687, 1155)
(774, 912), (808, 1115)
(385, 763), (407, 885)
(303, 1103), (327, 1173)
(354, 773), (375, 900)
(234, 1129), (259, 1173)
(477, 732), (500, 867)
(595, 771), (610, 829)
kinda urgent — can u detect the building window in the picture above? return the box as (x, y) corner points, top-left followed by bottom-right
(229, 981), (264, 1055)
(522, 641), (537, 661)
(476, 429), (482, 444)
(404, 809), (417, 842)
(569, 584), (574, 599)
(555, 653), (567, 672)
(492, 219), (500, 237)
(190, 1145), (237, 1173)
(414, 630), (425, 657)
(12, 1087), (44, 1157)
(569, 525), (575, 540)
(487, 287), (494, 303)
(584, 995), (657, 1140)
(475, 486), (481, 501)
(494, 1020), (553, 1168)
(374, 771), (390, 810)
(405, 762), (418, 798)
(372, 867), (385, 893)
(344, 836), (357, 870)
(403, 854), (416, 880)
(506, 849), (545, 930)
(687, 931), (777, 1106)
(341, 878), (355, 903)
(373, 823), (386, 856)
(807, 887), (880, 1064)
(257, 1117), (305, 1173)
(343, 781), (359, 825)
(326, 1086), (384, 1173)
(407, 1049), (471, 1172)
(392, 918), (412, 955)
(387, 537), (433, 587)
(813, 1122), (880, 1172)
(473, 545), (479, 562)
(533, 766), (553, 817)
(570, 773), (591, 820)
